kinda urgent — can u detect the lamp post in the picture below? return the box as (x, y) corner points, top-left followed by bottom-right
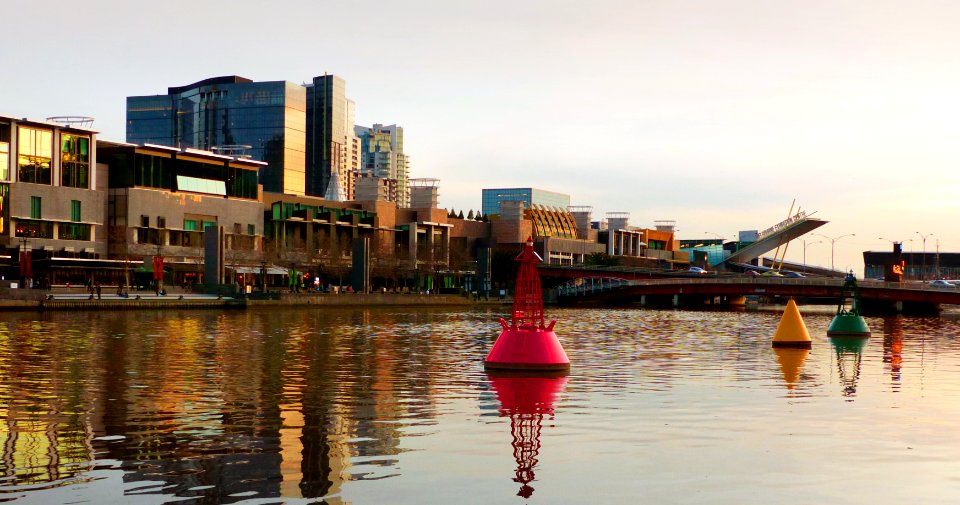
(916, 232), (933, 281)
(802, 239), (821, 267)
(814, 233), (855, 272)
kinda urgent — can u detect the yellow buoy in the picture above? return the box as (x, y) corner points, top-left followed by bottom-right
(772, 298), (812, 348)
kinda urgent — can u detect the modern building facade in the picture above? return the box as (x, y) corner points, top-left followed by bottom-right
(0, 115), (107, 285)
(306, 75), (356, 199)
(481, 187), (571, 217)
(98, 141), (264, 287)
(126, 76), (307, 196)
(355, 124), (409, 207)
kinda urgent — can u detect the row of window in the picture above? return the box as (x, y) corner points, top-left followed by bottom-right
(122, 153), (259, 200)
(135, 228), (258, 251)
(3, 128), (90, 188)
(139, 214), (255, 235)
(28, 197), (82, 222)
(15, 219), (90, 240)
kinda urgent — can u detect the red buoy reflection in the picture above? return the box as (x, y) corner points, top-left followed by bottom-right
(487, 372), (567, 499)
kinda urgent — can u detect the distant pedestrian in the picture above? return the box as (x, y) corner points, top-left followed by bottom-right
(95, 284), (101, 300)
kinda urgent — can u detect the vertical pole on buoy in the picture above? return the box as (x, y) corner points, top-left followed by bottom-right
(772, 298), (812, 348)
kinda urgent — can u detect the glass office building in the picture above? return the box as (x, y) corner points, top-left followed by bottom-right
(306, 75), (348, 198)
(355, 124), (409, 207)
(126, 76), (307, 195)
(481, 187), (571, 216)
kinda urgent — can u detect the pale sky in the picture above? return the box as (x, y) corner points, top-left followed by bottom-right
(4, 0), (959, 273)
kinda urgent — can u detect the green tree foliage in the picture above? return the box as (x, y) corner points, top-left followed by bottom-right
(467, 209), (475, 220)
(585, 252), (619, 266)
(457, 210), (464, 219)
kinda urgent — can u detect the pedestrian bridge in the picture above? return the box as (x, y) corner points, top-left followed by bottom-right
(555, 276), (960, 313)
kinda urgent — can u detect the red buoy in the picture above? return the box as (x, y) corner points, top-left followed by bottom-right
(484, 238), (570, 371)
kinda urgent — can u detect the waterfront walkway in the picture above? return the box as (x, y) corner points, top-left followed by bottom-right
(0, 286), (504, 311)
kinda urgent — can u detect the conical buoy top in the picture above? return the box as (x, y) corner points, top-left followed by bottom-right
(772, 298), (812, 348)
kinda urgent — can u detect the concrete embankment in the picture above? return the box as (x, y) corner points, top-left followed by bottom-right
(0, 288), (505, 311)
(247, 293), (481, 307)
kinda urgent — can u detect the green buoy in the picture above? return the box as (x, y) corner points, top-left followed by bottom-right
(827, 272), (871, 338)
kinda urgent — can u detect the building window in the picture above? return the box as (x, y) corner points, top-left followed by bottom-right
(16, 219), (53, 238)
(61, 134), (90, 189)
(202, 220), (216, 231)
(141, 215), (150, 227)
(60, 222), (91, 241)
(157, 216), (166, 228)
(133, 154), (171, 189)
(70, 200), (81, 222)
(17, 127), (52, 185)
(30, 196), (41, 219)
(233, 223), (241, 235)
(247, 224), (255, 236)
(0, 137), (9, 181)
(184, 219), (198, 231)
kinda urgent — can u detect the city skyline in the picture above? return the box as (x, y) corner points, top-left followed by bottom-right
(3, 0), (958, 273)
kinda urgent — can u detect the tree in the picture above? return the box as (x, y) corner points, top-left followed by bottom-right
(448, 208), (456, 218)
(457, 210), (464, 219)
(467, 209), (474, 220)
(585, 252), (619, 266)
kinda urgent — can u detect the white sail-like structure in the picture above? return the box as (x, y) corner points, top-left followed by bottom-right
(323, 166), (346, 202)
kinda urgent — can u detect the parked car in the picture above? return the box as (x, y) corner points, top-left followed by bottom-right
(783, 271), (805, 278)
(689, 267), (708, 274)
(743, 270), (760, 277)
(760, 271), (783, 277)
(929, 279), (956, 288)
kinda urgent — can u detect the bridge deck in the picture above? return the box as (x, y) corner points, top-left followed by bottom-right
(557, 277), (960, 305)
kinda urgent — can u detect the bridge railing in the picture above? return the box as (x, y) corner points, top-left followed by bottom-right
(556, 276), (960, 298)
(556, 277), (633, 297)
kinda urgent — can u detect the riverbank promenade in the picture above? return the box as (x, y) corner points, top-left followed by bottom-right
(0, 285), (505, 311)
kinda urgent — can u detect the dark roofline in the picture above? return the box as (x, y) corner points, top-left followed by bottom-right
(168, 76), (253, 95)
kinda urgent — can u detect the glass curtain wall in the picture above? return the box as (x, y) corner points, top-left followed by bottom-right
(17, 127), (52, 185)
(61, 134), (90, 188)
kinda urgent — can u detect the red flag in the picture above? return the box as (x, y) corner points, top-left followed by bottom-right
(20, 250), (32, 279)
(153, 256), (164, 282)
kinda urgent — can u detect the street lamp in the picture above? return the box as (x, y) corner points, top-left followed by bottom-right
(916, 232), (933, 281)
(813, 233), (855, 272)
(802, 239), (821, 267)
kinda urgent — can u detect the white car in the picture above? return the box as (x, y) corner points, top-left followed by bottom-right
(689, 267), (708, 274)
(929, 280), (956, 288)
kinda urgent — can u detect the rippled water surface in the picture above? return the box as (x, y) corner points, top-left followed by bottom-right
(2, 306), (960, 504)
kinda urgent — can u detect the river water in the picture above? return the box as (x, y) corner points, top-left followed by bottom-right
(1, 306), (960, 504)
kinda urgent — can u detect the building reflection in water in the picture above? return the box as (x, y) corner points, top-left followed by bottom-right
(0, 309), (454, 503)
(882, 318), (904, 387)
(830, 337), (867, 399)
(487, 372), (567, 499)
